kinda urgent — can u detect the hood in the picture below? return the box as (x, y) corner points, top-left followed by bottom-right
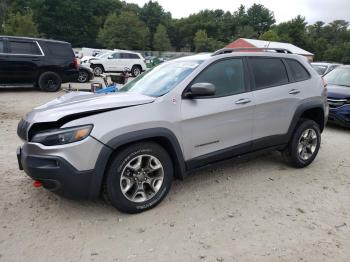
(25, 91), (155, 123)
(327, 84), (350, 99)
(81, 56), (93, 62)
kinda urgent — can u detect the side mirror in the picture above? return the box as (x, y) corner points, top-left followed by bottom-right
(108, 55), (113, 59)
(184, 83), (215, 98)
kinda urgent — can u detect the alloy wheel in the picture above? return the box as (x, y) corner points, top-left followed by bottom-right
(78, 71), (88, 82)
(120, 154), (164, 203)
(94, 67), (103, 76)
(133, 67), (141, 76)
(297, 129), (318, 161)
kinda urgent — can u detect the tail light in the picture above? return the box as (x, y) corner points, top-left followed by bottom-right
(73, 57), (80, 70)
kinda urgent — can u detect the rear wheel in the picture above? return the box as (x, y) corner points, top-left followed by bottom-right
(282, 119), (321, 168)
(105, 142), (173, 214)
(131, 65), (141, 77)
(38, 72), (62, 92)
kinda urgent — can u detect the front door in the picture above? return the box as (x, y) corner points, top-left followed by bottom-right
(104, 52), (123, 72)
(180, 58), (254, 165)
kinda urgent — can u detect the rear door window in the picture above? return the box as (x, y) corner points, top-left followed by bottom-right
(46, 42), (72, 57)
(286, 59), (310, 82)
(130, 53), (140, 59)
(8, 40), (41, 55)
(249, 57), (289, 90)
(120, 53), (131, 59)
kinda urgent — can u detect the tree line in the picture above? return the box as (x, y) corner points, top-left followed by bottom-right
(0, 0), (349, 63)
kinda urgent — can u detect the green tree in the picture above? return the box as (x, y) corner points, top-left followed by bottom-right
(341, 42), (350, 64)
(234, 5), (248, 26)
(194, 30), (209, 52)
(153, 24), (171, 51)
(0, 0), (11, 33)
(236, 25), (257, 39)
(323, 45), (344, 62)
(274, 15), (307, 48)
(33, 0), (121, 47)
(139, 1), (171, 49)
(3, 11), (39, 37)
(121, 2), (140, 14)
(260, 29), (280, 41)
(98, 11), (150, 50)
(246, 4), (275, 36)
(193, 29), (223, 52)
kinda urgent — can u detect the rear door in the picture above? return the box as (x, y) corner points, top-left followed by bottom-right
(120, 53), (134, 71)
(0, 38), (8, 84)
(6, 39), (43, 83)
(248, 57), (307, 148)
(180, 58), (255, 164)
(129, 53), (144, 70)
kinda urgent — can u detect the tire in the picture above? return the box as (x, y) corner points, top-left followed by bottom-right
(38, 71), (62, 92)
(77, 69), (89, 83)
(282, 119), (321, 168)
(92, 65), (104, 76)
(105, 142), (173, 214)
(131, 65), (141, 77)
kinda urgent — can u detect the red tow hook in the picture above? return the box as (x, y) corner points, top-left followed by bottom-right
(33, 181), (43, 188)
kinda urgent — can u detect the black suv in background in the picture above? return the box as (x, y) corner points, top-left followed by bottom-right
(0, 36), (79, 92)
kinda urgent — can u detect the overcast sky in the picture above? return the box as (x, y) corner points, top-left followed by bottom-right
(127, 0), (350, 24)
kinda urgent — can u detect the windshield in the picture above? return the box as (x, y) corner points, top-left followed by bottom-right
(324, 67), (350, 87)
(97, 52), (111, 59)
(121, 60), (203, 97)
(312, 64), (327, 75)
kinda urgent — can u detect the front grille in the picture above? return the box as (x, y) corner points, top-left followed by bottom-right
(327, 98), (347, 109)
(17, 119), (30, 140)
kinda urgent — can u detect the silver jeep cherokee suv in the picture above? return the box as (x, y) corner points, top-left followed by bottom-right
(17, 48), (328, 213)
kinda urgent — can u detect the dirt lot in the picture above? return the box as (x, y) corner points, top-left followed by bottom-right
(0, 83), (350, 262)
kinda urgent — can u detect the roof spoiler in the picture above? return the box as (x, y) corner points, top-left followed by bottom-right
(212, 48), (293, 56)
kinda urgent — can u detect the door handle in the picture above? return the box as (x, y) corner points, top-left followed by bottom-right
(235, 98), (251, 105)
(289, 89), (300, 95)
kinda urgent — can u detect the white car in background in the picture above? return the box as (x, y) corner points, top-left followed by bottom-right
(80, 51), (112, 65)
(311, 62), (342, 76)
(89, 50), (147, 77)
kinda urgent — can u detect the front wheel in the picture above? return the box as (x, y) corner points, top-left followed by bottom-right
(105, 142), (173, 214)
(77, 70), (89, 83)
(282, 119), (321, 168)
(92, 65), (104, 76)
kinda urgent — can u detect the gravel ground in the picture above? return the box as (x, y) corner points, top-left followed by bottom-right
(0, 83), (350, 262)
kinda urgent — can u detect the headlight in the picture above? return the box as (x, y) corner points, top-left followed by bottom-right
(31, 125), (93, 146)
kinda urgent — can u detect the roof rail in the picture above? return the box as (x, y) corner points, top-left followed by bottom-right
(212, 48), (293, 56)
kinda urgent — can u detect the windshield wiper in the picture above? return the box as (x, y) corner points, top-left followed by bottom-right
(336, 84), (350, 87)
(329, 83), (350, 87)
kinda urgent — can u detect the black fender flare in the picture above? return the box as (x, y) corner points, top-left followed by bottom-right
(286, 99), (325, 142)
(88, 128), (186, 199)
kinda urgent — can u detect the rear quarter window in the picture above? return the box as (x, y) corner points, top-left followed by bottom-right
(8, 40), (41, 55)
(249, 57), (289, 90)
(286, 59), (310, 81)
(46, 42), (73, 57)
(0, 40), (4, 53)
